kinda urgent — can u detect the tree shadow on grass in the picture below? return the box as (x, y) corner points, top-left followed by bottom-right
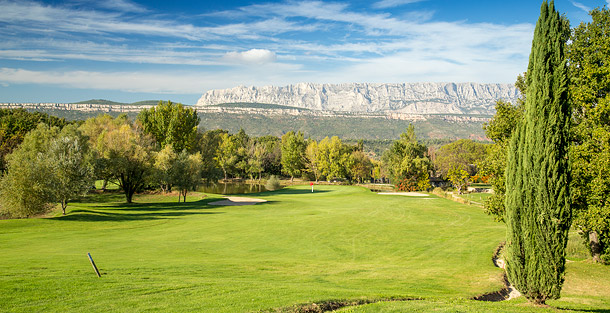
(55, 209), (223, 222)
(55, 199), (225, 222)
(259, 188), (331, 196)
(72, 190), (126, 205)
(94, 198), (221, 210)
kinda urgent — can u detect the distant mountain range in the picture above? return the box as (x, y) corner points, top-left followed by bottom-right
(196, 82), (519, 115)
(0, 82), (520, 140)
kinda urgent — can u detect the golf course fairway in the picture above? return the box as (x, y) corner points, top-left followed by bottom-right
(1, 185), (608, 312)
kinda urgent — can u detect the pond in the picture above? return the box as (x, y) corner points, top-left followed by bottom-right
(198, 182), (267, 195)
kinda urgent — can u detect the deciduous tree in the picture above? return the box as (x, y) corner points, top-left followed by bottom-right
(382, 124), (431, 191)
(172, 151), (203, 202)
(0, 124), (58, 217)
(47, 125), (94, 214)
(568, 7), (610, 263)
(94, 118), (155, 203)
(138, 100), (199, 152)
(281, 131), (306, 182)
(215, 133), (238, 180)
(479, 99), (524, 222)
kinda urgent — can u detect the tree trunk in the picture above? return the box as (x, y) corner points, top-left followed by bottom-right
(101, 179), (108, 191)
(126, 190), (134, 203)
(62, 200), (67, 215)
(589, 231), (602, 263)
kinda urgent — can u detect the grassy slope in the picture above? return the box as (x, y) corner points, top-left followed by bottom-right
(0, 186), (607, 312)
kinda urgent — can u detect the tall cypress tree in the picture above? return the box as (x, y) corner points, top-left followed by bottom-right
(504, 1), (571, 305)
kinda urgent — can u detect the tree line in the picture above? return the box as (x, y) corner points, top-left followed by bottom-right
(0, 101), (493, 219)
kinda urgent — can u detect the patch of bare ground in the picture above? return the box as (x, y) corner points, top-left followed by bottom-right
(264, 297), (422, 313)
(472, 241), (521, 302)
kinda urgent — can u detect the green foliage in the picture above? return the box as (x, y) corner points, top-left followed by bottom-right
(88, 116), (155, 203)
(382, 125), (431, 191)
(46, 125), (95, 214)
(311, 136), (361, 182)
(483, 100), (525, 144)
(447, 166), (470, 194)
(0, 123), (93, 217)
(0, 108), (70, 172)
(504, 1), (572, 304)
(265, 175), (281, 191)
(153, 144), (178, 192)
(137, 100), (200, 152)
(305, 140), (321, 181)
(172, 151), (203, 202)
(0, 124), (59, 217)
(198, 112), (488, 141)
(432, 139), (489, 178)
(479, 100), (524, 222)
(214, 133), (238, 180)
(256, 135), (282, 176)
(281, 131), (306, 181)
(197, 129), (226, 182)
(349, 150), (373, 183)
(568, 6), (610, 263)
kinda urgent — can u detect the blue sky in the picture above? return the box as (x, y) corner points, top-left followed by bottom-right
(0, 0), (607, 104)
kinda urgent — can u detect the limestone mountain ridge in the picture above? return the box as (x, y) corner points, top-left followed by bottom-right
(196, 82), (519, 115)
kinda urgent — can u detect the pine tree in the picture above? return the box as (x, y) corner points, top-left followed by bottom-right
(504, 1), (571, 305)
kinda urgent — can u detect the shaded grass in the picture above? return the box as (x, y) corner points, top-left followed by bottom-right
(0, 185), (607, 312)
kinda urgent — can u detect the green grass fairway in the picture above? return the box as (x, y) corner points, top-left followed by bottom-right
(0, 186), (608, 312)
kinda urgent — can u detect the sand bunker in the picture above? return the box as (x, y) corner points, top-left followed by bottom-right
(209, 196), (267, 206)
(377, 192), (429, 197)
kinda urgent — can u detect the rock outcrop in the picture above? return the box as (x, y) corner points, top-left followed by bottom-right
(196, 82), (519, 115)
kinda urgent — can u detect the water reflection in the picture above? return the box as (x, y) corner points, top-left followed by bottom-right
(198, 182), (267, 195)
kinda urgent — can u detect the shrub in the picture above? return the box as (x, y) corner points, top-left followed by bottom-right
(265, 175), (281, 191)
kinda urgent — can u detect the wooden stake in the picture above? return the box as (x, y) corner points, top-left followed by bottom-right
(87, 253), (101, 278)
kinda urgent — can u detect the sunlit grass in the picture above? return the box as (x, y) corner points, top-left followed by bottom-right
(0, 185), (607, 312)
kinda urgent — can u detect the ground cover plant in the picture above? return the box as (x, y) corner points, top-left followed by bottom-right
(0, 185), (608, 312)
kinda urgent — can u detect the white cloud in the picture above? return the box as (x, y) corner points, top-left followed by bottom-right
(0, 0), (309, 41)
(0, 0), (537, 95)
(0, 64), (303, 94)
(570, 1), (591, 13)
(94, 0), (148, 13)
(223, 49), (277, 65)
(372, 0), (426, 9)
(0, 67), (208, 94)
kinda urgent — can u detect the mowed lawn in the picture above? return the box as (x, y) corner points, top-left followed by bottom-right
(0, 185), (608, 312)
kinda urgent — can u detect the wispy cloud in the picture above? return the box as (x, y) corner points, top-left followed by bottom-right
(570, 1), (591, 13)
(92, 0), (149, 13)
(0, 0), (535, 96)
(372, 0), (426, 9)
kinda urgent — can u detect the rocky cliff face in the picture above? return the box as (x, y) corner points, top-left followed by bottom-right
(196, 82), (519, 115)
